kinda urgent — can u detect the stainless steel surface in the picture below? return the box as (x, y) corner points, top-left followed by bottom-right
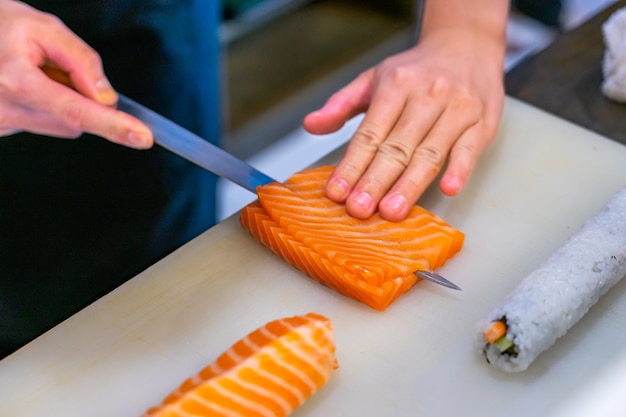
(117, 94), (276, 192)
(415, 270), (461, 290)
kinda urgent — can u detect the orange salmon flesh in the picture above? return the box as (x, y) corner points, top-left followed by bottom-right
(240, 165), (465, 310)
(142, 313), (337, 417)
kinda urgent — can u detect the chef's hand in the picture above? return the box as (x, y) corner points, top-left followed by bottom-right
(0, 0), (152, 148)
(303, 0), (507, 221)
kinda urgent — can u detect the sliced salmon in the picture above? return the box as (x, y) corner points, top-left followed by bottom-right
(240, 165), (464, 311)
(142, 313), (337, 417)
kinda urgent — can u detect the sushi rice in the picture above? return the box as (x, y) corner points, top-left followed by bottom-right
(477, 186), (626, 372)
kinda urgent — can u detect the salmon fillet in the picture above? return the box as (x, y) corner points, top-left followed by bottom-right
(240, 165), (465, 311)
(142, 313), (337, 417)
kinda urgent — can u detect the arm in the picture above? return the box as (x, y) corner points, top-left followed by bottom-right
(303, 0), (508, 220)
(0, 0), (152, 148)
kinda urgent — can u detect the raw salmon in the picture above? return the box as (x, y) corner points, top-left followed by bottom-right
(240, 165), (465, 311)
(142, 313), (337, 417)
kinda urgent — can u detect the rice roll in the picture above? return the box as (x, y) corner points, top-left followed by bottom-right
(477, 186), (626, 372)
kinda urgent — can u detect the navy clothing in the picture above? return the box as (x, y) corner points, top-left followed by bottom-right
(0, 1), (222, 357)
(513, 0), (562, 28)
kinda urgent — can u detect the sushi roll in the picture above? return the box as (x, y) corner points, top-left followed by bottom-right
(477, 186), (626, 372)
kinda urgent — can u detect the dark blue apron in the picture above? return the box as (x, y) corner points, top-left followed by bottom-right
(0, 0), (222, 357)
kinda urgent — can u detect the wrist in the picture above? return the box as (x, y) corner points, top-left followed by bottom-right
(421, 0), (509, 48)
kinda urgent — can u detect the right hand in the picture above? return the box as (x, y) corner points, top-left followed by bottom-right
(0, 0), (153, 148)
(303, 0), (508, 221)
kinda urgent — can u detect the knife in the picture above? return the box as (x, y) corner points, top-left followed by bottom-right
(118, 95), (460, 291)
(117, 94), (275, 192)
(42, 65), (460, 290)
(123, 96), (461, 290)
(41, 63), (273, 191)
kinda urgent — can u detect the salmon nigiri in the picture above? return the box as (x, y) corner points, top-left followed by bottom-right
(142, 313), (337, 417)
(240, 165), (465, 311)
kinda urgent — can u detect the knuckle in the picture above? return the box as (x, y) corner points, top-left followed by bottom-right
(0, 76), (12, 97)
(81, 46), (104, 70)
(378, 140), (413, 167)
(66, 129), (83, 139)
(352, 127), (384, 149)
(456, 93), (484, 118)
(380, 63), (413, 88)
(56, 127), (83, 139)
(59, 100), (86, 131)
(429, 72), (455, 97)
(339, 162), (362, 179)
(360, 172), (385, 192)
(39, 13), (102, 68)
(39, 11), (73, 33)
(414, 145), (447, 167)
(0, 70), (27, 99)
(397, 175), (421, 193)
(481, 112), (502, 136)
(456, 140), (479, 156)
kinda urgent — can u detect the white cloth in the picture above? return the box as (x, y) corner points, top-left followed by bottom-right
(602, 7), (626, 102)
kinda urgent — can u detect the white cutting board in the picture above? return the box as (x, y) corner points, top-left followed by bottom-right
(3, 97), (626, 417)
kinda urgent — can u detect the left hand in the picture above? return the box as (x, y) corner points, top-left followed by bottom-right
(0, 0), (153, 148)
(303, 27), (505, 221)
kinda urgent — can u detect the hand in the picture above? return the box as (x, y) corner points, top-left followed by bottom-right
(0, 0), (152, 148)
(304, 4), (507, 221)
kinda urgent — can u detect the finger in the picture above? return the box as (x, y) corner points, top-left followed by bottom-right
(0, 104), (82, 138)
(20, 69), (152, 148)
(303, 69), (374, 135)
(54, 93), (153, 148)
(343, 92), (448, 219)
(325, 86), (408, 204)
(377, 99), (483, 221)
(439, 123), (494, 197)
(33, 13), (117, 106)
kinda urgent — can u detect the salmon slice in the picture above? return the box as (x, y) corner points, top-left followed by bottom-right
(240, 165), (465, 311)
(142, 313), (337, 417)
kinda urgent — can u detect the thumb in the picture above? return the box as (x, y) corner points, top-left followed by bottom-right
(36, 18), (117, 106)
(303, 69), (375, 135)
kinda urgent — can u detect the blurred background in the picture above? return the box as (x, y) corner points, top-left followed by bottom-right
(217, 0), (617, 220)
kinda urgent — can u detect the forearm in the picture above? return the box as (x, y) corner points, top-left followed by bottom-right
(421, 0), (509, 63)
(422, 0), (509, 35)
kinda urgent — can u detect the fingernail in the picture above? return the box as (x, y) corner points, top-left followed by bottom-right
(328, 177), (349, 198)
(384, 193), (407, 213)
(442, 175), (463, 195)
(448, 176), (462, 190)
(128, 130), (150, 149)
(352, 191), (373, 210)
(95, 78), (117, 105)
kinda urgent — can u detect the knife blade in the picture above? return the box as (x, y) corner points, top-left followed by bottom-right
(40, 63), (275, 192)
(41, 64), (460, 291)
(415, 270), (461, 290)
(117, 95), (460, 290)
(117, 94), (276, 192)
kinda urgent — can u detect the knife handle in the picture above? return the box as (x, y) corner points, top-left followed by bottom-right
(42, 63), (117, 107)
(41, 62), (73, 88)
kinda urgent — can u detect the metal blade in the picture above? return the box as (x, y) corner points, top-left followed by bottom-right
(117, 95), (461, 291)
(415, 270), (462, 290)
(117, 94), (276, 193)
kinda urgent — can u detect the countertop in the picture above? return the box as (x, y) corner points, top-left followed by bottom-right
(506, 0), (626, 145)
(2, 97), (626, 416)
